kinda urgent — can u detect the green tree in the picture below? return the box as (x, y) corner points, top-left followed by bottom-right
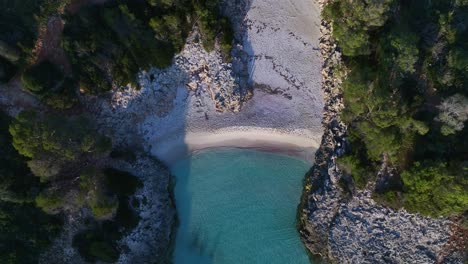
(0, 203), (63, 263)
(0, 111), (63, 263)
(401, 162), (468, 216)
(9, 111), (111, 165)
(21, 60), (64, 94)
(388, 30), (419, 74)
(436, 94), (468, 135)
(323, 0), (395, 56)
(79, 169), (118, 220)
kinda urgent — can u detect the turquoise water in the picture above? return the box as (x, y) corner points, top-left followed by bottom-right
(171, 148), (312, 264)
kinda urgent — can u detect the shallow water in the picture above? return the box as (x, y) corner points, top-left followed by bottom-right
(171, 148), (312, 264)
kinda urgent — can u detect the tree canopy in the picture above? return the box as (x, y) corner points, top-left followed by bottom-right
(330, 0), (468, 217)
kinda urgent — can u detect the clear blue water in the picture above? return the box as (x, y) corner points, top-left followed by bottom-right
(170, 148), (312, 264)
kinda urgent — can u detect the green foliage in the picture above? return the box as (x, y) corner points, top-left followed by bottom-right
(337, 155), (372, 189)
(91, 197), (119, 220)
(20, 61), (78, 109)
(148, 13), (187, 53)
(104, 168), (143, 196)
(329, 0), (468, 216)
(0, 112), (38, 203)
(73, 230), (119, 263)
(447, 47), (468, 71)
(63, 2), (181, 93)
(219, 17), (234, 60)
(35, 189), (66, 214)
(42, 77), (79, 110)
(73, 168), (141, 262)
(323, 0), (395, 56)
(0, 111), (63, 263)
(9, 111), (111, 164)
(0, 0), (71, 72)
(21, 60), (64, 94)
(456, 0), (468, 6)
(387, 30), (419, 74)
(0, 40), (20, 64)
(89, 241), (120, 263)
(401, 162), (468, 217)
(9, 111), (114, 220)
(79, 168), (118, 220)
(0, 202), (63, 263)
(0, 0), (42, 63)
(62, 0), (231, 94)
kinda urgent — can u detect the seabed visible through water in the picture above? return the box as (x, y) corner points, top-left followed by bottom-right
(171, 148), (312, 264)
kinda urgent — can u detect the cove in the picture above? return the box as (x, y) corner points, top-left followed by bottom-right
(170, 148), (312, 264)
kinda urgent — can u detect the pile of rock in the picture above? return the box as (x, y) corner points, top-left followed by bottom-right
(175, 31), (251, 112)
(109, 30), (249, 113)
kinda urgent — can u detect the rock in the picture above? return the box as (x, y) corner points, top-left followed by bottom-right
(115, 154), (175, 264)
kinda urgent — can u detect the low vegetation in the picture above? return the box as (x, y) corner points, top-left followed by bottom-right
(73, 169), (142, 263)
(327, 0), (468, 217)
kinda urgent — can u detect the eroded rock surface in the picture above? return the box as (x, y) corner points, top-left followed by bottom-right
(298, 1), (464, 263)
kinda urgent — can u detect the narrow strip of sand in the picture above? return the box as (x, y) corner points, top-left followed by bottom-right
(151, 127), (320, 165)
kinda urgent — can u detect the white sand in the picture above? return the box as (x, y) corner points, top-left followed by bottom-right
(152, 127), (319, 164)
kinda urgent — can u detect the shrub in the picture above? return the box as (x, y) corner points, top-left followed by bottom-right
(42, 78), (78, 109)
(219, 17), (234, 59)
(9, 111), (111, 161)
(35, 190), (66, 214)
(89, 241), (119, 263)
(80, 168), (118, 219)
(401, 162), (468, 217)
(323, 0), (395, 56)
(90, 196), (118, 220)
(337, 155), (372, 189)
(73, 168), (141, 262)
(0, 203), (63, 263)
(21, 60), (64, 94)
(72, 230), (119, 263)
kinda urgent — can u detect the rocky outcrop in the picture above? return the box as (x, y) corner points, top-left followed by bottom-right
(298, 1), (464, 263)
(115, 154), (175, 264)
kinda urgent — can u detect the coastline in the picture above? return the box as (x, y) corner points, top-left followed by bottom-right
(150, 127), (320, 165)
(85, 0), (324, 262)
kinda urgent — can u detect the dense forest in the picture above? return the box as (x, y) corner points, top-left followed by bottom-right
(326, 0), (467, 217)
(0, 0), (231, 262)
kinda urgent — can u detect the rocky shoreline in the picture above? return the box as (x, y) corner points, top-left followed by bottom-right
(297, 1), (465, 263)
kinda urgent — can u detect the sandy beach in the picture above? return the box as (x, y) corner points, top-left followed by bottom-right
(152, 127), (319, 164)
